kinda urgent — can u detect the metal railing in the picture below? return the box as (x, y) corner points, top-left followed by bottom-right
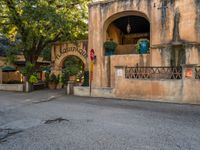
(195, 66), (200, 79)
(125, 66), (182, 80)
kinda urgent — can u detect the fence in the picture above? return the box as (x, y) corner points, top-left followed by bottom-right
(125, 66), (182, 79)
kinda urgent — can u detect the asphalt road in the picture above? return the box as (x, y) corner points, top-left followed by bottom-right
(0, 90), (200, 150)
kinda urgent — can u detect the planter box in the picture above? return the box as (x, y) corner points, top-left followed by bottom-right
(56, 83), (63, 89)
(48, 83), (57, 89)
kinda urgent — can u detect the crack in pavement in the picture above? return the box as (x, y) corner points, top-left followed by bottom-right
(0, 128), (23, 143)
(32, 94), (64, 104)
(44, 117), (70, 124)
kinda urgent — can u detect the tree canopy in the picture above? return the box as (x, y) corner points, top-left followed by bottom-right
(0, 0), (90, 79)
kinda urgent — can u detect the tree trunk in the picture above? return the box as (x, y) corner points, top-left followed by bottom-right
(23, 53), (38, 92)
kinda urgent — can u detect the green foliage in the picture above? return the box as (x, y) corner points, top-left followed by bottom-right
(21, 62), (35, 80)
(63, 71), (69, 85)
(82, 71), (89, 86)
(136, 39), (150, 54)
(63, 56), (83, 76)
(29, 75), (38, 84)
(49, 73), (57, 83)
(0, 36), (20, 64)
(57, 74), (64, 84)
(64, 67), (80, 76)
(104, 41), (117, 50)
(0, 0), (90, 76)
(45, 72), (50, 82)
(41, 45), (51, 61)
(0, 36), (9, 56)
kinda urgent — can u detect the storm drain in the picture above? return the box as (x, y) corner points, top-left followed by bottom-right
(44, 117), (70, 124)
(0, 128), (22, 143)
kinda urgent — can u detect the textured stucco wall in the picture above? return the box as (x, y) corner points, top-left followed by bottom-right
(114, 67), (200, 104)
(89, 0), (200, 88)
(110, 54), (151, 87)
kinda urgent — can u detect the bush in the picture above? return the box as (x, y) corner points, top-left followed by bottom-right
(29, 75), (38, 84)
(45, 72), (50, 82)
(57, 74), (64, 84)
(104, 41), (117, 50)
(82, 71), (89, 86)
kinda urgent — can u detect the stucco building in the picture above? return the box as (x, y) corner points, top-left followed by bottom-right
(84, 0), (200, 103)
(51, 0), (200, 104)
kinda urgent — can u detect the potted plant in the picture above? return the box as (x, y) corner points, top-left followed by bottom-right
(48, 73), (57, 89)
(29, 74), (38, 91)
(56, 74), (64, 89)
(136, 39), (150, 54)
(104, 40), (117, 56)
(64, 67), (80, 81)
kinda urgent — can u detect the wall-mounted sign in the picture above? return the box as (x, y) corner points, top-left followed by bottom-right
(55, 45), (87, 60)
(185, 68), (192, 78)
(117, 69), (123, 77)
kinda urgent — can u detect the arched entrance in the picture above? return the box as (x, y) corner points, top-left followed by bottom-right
(51, 41), (88, 84)
(62, 55), (85, 84)
(104, 11), (150, 55)
(103, 11), (151, 87)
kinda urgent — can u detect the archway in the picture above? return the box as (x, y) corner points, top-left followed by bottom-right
(62, 55), (85, 85)
(104, 11), (150, 55)
(51, 41), (88, 85)
(103, 11), (150, 87)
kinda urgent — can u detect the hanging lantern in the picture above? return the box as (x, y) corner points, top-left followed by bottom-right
(127, 18), (131, 33)
(127, 23), (131, 33)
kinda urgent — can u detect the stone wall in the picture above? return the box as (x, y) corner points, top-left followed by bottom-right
(74, 86), (114, 98)
(0, 84), (24, 92)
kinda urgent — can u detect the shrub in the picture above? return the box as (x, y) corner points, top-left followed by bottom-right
(104, 41), (117, 50)
(29, 75), (38, 84)
(82, 71), (89, 86)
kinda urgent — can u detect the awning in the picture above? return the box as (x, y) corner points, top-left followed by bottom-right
(0, 66), (17, 72)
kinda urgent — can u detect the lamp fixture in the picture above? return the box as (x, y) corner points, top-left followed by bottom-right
(127, 18), (131, 33)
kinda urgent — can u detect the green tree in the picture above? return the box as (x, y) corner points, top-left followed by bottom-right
(0, 0), (90, 81)
(41, 45), (51, 61)
(0, 36), (20, 65)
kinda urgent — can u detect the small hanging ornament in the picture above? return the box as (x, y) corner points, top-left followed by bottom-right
(127, 18), (131, 33)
